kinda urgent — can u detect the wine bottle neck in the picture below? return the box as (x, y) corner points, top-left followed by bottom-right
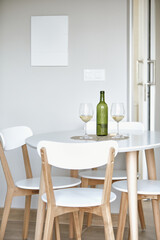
(100, 92), (105, 102)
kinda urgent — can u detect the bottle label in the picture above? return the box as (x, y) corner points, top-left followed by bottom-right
(97, 124), (108, 136)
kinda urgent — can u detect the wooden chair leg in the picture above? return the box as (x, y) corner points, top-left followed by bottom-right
(138, 199), (146, 230)
(49, 220), (54, 240)
(69, 170), (80, 239)
(127, 228), (130, 240)
(0, 189), (14, 239)
(35, 200), (46, 240)
(50, 227), (53, 240)
(23, 195), (31, 239)
(87, 186), (96, 227)
(55, 217), (61, 240)
(73, 211), (81, 240)
(43, 206), (54, 240)
(101, 204), (115, 240)
(69, 213), (74, 239)
(87, 213), (92, 227)
(116, 192), (128, 240)
(152, 199), (160, 240)
(79, 211), (84, 232)
(81, 178), (92, 228)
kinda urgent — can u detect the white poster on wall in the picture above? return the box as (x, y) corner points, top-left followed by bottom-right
(31, 16), (68, 66)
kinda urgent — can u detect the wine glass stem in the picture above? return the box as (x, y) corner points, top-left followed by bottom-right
(117, 122), (119, 136)
(84, 122), (87, 138)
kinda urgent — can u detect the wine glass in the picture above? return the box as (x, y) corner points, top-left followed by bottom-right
(79, 103), (94, 139)
(110, 103), (125, 138)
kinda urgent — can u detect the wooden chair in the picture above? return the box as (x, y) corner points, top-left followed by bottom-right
(0, 126), (81, 240)
(79, 121), (146, 229)
(37, 140), (118, 240)
(112, 179), (160, 239)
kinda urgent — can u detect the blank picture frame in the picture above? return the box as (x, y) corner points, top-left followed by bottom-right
(31, 16), (68, 66)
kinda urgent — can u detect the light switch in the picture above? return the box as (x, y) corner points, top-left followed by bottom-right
(84, 69), (105, 81)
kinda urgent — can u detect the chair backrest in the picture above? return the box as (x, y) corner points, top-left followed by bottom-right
(87, 121), (144, 134)
(0, 126), (33, 186)
(0, 126), (33, 151)
(37, 141), (118, 170)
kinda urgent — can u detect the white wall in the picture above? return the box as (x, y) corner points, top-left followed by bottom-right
(0, 0), (128, 209)
(155, 0), (160, 179)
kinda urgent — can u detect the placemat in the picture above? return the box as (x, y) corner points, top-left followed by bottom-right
(71, 134), (129, 141)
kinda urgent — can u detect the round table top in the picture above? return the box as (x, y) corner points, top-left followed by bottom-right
(26, 129), (160, 153)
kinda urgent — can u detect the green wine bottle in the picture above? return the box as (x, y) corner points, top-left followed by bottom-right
(96, 91), (108, 136)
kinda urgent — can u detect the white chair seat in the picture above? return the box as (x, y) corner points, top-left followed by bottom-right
(42, 188), (116, 207)
(113, 180), (160, 195)
(16, 177), (81, 190)
(79, 169), (140, 181)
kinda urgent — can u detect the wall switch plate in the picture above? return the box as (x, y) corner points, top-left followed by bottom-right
(84, 69), (105, 81)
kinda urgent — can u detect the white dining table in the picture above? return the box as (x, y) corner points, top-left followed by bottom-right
(26, 129), (160, 240)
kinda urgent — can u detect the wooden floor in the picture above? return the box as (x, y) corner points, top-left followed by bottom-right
(0, 200), (157, 240)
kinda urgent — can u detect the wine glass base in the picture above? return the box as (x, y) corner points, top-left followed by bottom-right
(79, 135), (93, 140)
(110, 134), (128, 140)
(113, 134), (123, 139)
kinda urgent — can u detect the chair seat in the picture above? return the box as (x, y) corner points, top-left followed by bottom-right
(42, 188), (116, 207)
(112, 180), (160, 195)
(16, 177), (81, 190)
(79, 169), (130, 181)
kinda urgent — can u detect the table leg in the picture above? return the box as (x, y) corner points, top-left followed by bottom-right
(145, 149), (160, 239)
(126, 151), (138, 240)
(145, 149), (157, 179)
(70, 170), (78, 178)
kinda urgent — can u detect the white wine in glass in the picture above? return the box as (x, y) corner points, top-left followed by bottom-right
(80, 115), (93, 123)
(112, 115), (124, 122)
(79, 103), (93, 139)
(111, 103), (125, 138)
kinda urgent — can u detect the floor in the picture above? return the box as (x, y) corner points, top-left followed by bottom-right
(1, 200), (157, 240)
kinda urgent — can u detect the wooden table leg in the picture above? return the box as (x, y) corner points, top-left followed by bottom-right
(145, 149), (160, 239)
(126, 151), (138, 240)
(35, 168), (46, 240)
(145, 149), (157, 179)
(70, 170), (78, 178)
